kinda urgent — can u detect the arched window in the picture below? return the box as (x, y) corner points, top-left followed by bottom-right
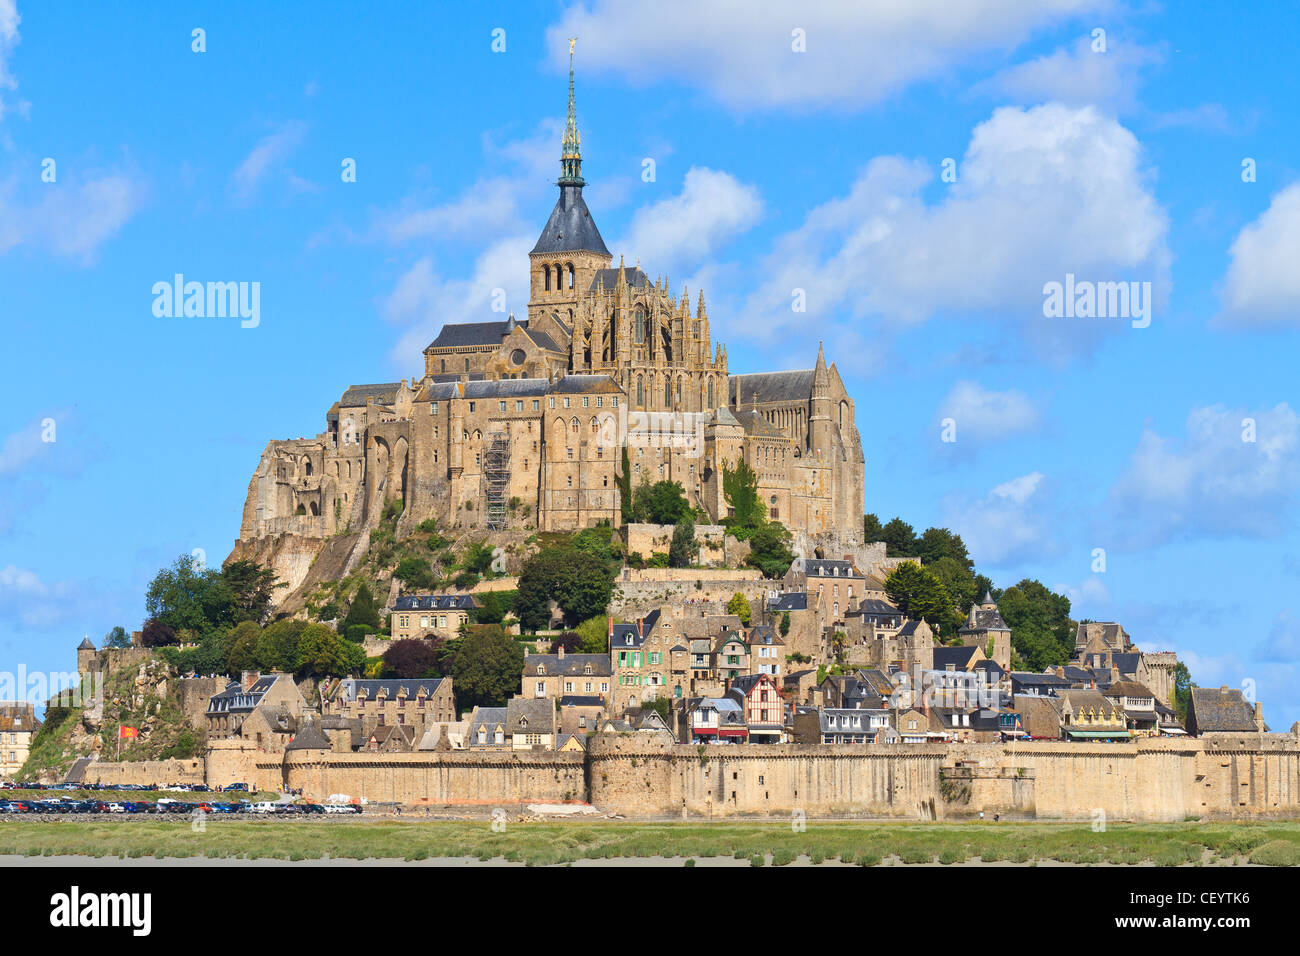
(707, 378), (714, 408)
(636, 375), (644, 407)
(634, 308), (645, 343)
(566, 263), (575, 289)
(665, 378), (671, 406)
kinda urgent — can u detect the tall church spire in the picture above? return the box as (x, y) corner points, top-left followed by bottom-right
(559, 37), (584, 186)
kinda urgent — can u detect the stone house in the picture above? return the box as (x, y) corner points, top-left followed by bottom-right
(322, 678), (457, 740)
(957, 592), (1012, 671)
(558, 695), (606, 734)
(1058, 689), (1130, 741)
(0, 702), (40, 778)
(1103, 680), (1160, 736)
(206, 672), (307, 738)
(794, 707), (890, 744)
(1185, 686), (1266, 736)
(507, 697), (558, 750)
(523, 647), (612, 703)
(390, 594), (478, 640)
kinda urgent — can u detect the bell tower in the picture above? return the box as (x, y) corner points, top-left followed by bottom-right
(528, 39), (613, 346)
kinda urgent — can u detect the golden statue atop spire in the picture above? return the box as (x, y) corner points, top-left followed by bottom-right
(569, 36), (576, 55)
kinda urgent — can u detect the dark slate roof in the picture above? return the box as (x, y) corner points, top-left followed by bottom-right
(339, 383), (403, 407)
(78, 637), (96, 650)
(769, 592), (808, 612)
(524, 653), (611, 677)
(803, 559), (859, 577)
(531, 184), (610, 256)
(523, 328), (564, 352)
(337, 678), (445, 701)
(855, 598), (902, 617)
(732, 408), (787, 439)
(426, 319), (524, 351)
(933, 646), (979, 670)
(962, 605), (1009, 631)
(1111, 652), (1141, 674)
(750, 625), (779, 645)
(392, 594), (478, 611)
(559, 695), (605, 708)
(286, 721), (332, 751)
(1189, 688), (1258, 733)
(507, 697), (556, 733)
(207, 676), (283, 715)
(422, 374), (621, 402)
(588, 267), (649, 292)
(728, 369), (815, 406)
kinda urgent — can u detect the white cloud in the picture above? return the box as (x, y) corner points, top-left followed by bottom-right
(1218, 182), (1300, 327)
(1056, 574), (1110, 615)
(0, 0), (19, 119)
(615, 167), (762, 278)
(741, 104), (1169, 362)
(381, 237), (533, 367)
(942, 471), (1060, 566)
(378, 178), (526, 245)
(0, 415), (53, 477)
(548, 0), (1100, 111)
(937, 380), (1040, 443)
(0, 564), (76, 630)
(1104, 403), (1300, 547)
(231, 121), (307, 199)
(976, 36), (1161, 112)
(0, 170), (143, 262)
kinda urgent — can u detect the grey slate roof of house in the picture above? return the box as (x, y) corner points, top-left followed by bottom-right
(728, 369), (815, 405)
(286, 721), (332, 751)
(933, 646), (980, 670)
(77, 637), (96, 650)
(507, 697), (556, 733)
(392, 594), (478, 611)
(337, 678), (445, 702)
(962, 606), (1009, 631)
(769, 592), (808, 612)
(531, 184), (611, 256)
(1189, 687), (1259, 733)
(802, 558), (859, 577)
(207, 676), (282, 715)
(339, 383), (403, 406)
(559, 695), (605, 708)
(523, 328), (564, 352)
(524, 653), (611, 677)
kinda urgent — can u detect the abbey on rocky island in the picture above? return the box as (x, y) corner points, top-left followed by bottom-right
(230, 51), (865, 600)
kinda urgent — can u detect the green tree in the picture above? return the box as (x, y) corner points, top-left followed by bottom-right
(1173, 661), (1194, 722)
(104, 626), (131, 649)
(382, 638), (444, 679)
(474, 589), (517, 625)
(144, 555), (236, 636)
(779, 610), (791, 637)
(461, 540), (496, 576)
(225, 620), (261, 672)
(916, 527), (972, 570)
(668, 519), (698, 568)
(722, 459), (764, 532)
(450, 625), (525, 710)
(296, 623), (363, 678)
(745, 521), (795, 579)
(727, 592), (753, 626)
(880, 518), (918, 557)
(997, 579), (1074, 671)
(220, 559), (283, 624)
(257, 618), (306, 671)
(575, 615), (610, 654)
(862, 513), (884, 541)
(515, 548), (614, 630)
(883, 561), (960, 636)
(341, 583), (382, 637)
(617, 445), (634, 521)
(928, 555), (978, 614)
(395, 556), (437, 591)
(643, 480), (692, 525)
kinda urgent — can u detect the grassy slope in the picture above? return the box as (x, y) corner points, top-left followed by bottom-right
(0, 820), (1298, 865)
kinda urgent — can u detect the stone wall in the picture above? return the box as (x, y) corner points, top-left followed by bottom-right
(279, 751), (586, 805)
(611, 567), (771, 617)
(88, 732), (1300, 823)
(81, 757), (206, 787)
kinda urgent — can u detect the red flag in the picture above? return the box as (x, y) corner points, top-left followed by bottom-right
(119, 725), (138, 740)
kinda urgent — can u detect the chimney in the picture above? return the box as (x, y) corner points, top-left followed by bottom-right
(241, 670), (260, 692)
(557, 644), (565, 660)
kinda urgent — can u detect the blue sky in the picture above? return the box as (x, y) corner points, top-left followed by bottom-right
(2, 2), (1299, 723)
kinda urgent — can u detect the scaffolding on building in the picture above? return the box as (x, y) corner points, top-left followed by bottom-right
(483, 431), (511, 531)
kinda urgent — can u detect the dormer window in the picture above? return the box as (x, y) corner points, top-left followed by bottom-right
(536, 665), (546, 675)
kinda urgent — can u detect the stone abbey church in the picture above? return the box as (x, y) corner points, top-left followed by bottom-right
(232, 55), (864, 590)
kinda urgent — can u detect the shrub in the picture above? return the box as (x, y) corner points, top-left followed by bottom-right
(1249, 840), (1300, 866)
